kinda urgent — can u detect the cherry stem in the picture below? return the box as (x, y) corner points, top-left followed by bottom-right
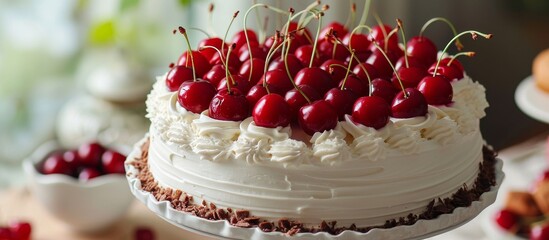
(199, 46), (226, 66)
(396, 19), (409, 68)
(263, 32), (282, 76)
(207, 3), (216, 36)
(284, 34), (311, 103)
(340, 50), (355, 90)
(373, 13), (388, 43)
(221, 11), (240, 60)
(178, 27), (196, 82)
(297, 0), (321, 35)
(281, 8), (294, 59)
(448, 51), (476, 66)
(188, 27), (211, 38)
(420, 17), (464, 50)
(225, 43), (236, 94)
(310, 10), (324, 68)
(252, 0), (265, 43)
(348, 25), (374, 88)
(385, 26), (399, 52)
(356, 0), (371, 33)
(372, 41), (407, 97)
(433, 30), (492, 77)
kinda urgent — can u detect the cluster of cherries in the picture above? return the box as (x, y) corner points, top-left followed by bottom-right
(167, 3), (491, 135)
(0, 221), (31, 240)
(39, 142), (126, 181)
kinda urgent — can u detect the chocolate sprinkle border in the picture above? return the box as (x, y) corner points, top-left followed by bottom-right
(129, 138), (497, 236)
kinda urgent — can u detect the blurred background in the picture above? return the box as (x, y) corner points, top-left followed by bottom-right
(1, 0), (548, 185)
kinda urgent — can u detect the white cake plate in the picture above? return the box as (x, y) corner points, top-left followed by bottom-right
(515, 76), (549, 124)
(125, 137), (504, 240)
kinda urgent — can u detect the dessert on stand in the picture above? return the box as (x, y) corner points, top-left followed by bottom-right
(125, 2), (503, 239)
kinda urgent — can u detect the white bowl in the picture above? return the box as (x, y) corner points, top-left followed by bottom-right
(23, 140), (134, 233)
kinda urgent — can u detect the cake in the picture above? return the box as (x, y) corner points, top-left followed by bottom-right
(533, 48), (549, 93)
(130, 3), (497, 235)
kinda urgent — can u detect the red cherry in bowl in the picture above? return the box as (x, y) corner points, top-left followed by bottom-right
(391, 88), (428, 118)
(62, 150), (80, 172)
(285, 85), (321, 120)
(406, 36), (437, 66)
(417, 76), (453, 105)
(494, 209), (517, 231)
(209, 89), (250, 121)
(165, 65), (194, 92)
(298, 100), (338, 135)
(294, 67), (335, 95)
(177, 51), (212, 77)
(42, 153), (73, 175)
(352, 96), (391, 129)
(391, 66), (427, 89)
(178, 80), (217, 114)
(101, 150), (126, 174)
(324, 88), (358, 120)
(78, 168), (102, 181)
(252, 94), (291, 128)
(531, 221), (549, 240)
(77, 142), (105, 168)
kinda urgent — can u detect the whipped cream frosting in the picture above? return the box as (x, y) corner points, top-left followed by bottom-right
(145, 67), (489, 227)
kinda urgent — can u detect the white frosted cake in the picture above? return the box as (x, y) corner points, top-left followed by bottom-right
(129, 3), (496, 235)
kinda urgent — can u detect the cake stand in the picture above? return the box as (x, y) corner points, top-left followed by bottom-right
(125, 137), (504, 240)
(515, 76), (549, 124)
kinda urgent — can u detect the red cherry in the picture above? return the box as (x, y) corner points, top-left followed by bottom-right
(62, 150), (81, 172)
(439, 58), (464, 72)
(42, 153), (73, 175)
(366, 49), (399, 80)
(395, 55), (429, 71)
(406, 36), (437, 65)
(178, 80), (217, 114)
(202, 64), (234, 87)
(347, 52), (371, 67)
(324, 88), (358, 120)
(285, 85), (321, 120)
(339, 75), (368, 96)
(298, 100), (338, 135)
(320, 22), (348, 39)
(262, 69), (292, 93)
(494, 209), (517, 231)
(287, 21), (313, 46)
(238, 58), (265, 85)
(417, 76), (453, 105)
(531, 222), (549, 240)
(165, 65), (194, 92)
(537, 170), (549, 183)
(78, 168), (102, 181)
(209, 49), (241, 69)
(352, 96), (391, 129)
(9, 221), (31, 240)
(209, 89), (250, 121)
(77, 142), (105, 168)
(217, 74), (251, 94)
(391, 67), (427, 89)
(177, 51), (211, 77)
(246, 85), (268, 107)
(101, 150), (126, 174)
(343, 32), (371, 53)
(252, 94), (291, 128)
(317, 38), (349, 61)
(237, 41), (267, 62)
(391, 88), (428, 118)
(231, 29), (258, 53)
(352, 62), (379, 84)
(370, 78), (397, 104)
(320, 59), (347, 82)
(428, 63), (463, 81)
(135, 227), (155, 240)
(198, 37), (226, 61)
(295, 45), (321, 67)
(0, 227), (12, 240)
(268, 54), (303, 78)
(294, 67), (335, 95)
(368, 24), (398, 48)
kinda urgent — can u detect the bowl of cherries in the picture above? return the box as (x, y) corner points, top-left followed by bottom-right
(22, 141), (133, 233)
